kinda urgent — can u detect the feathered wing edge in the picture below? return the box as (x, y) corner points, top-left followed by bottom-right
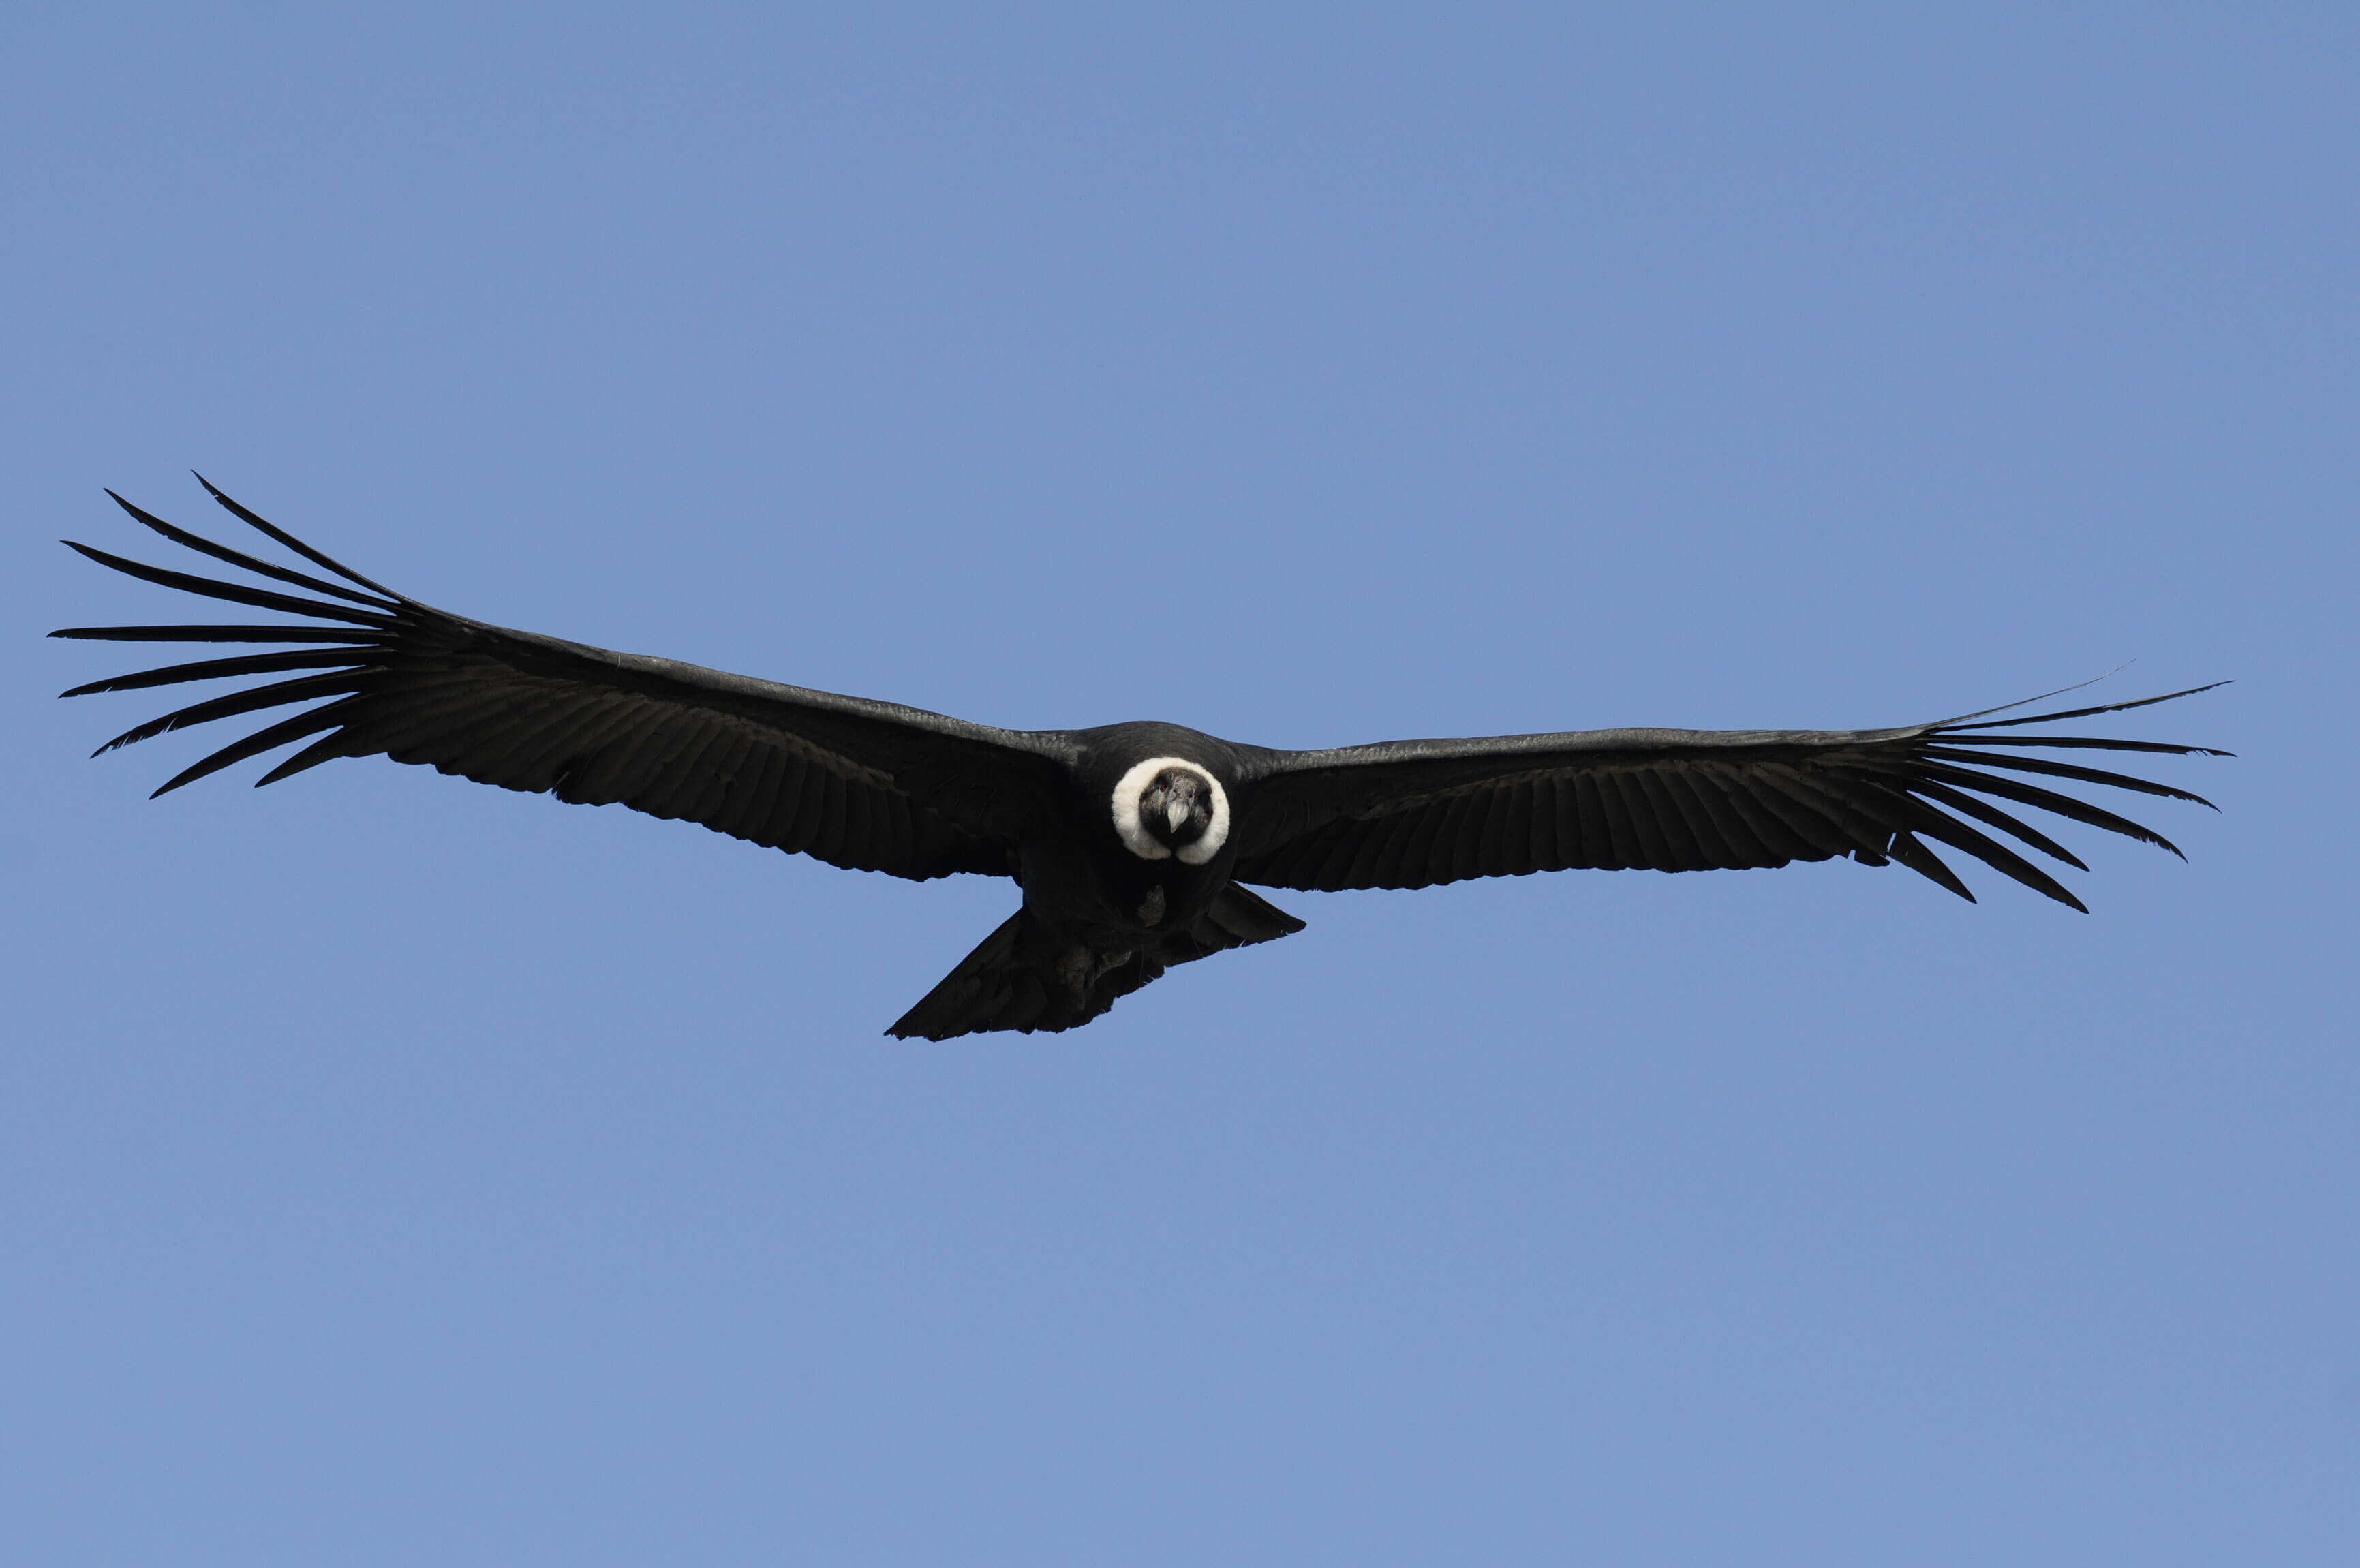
(1849, 683), (2231, 910)
(52, 480), (415, 797)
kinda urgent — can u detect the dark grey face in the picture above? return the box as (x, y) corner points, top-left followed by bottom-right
(1138, 767), (1214, 851)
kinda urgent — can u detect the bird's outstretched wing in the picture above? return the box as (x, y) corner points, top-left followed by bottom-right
(1230, 686), (2228, 910)
(53, 480), (1075, 882)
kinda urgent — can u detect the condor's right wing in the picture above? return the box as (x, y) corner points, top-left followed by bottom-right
(55, 480), (1077, 883)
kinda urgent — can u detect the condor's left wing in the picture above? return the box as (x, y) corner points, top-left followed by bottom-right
(1228, 687), (2228, 910)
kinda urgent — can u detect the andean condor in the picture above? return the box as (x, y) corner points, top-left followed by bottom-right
(56, 480), (2228, 1039)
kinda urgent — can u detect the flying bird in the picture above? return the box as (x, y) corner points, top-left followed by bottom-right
(57, 481), (2228, 1039)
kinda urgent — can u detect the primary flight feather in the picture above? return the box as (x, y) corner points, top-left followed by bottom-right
(57, 480), (2228, 1039)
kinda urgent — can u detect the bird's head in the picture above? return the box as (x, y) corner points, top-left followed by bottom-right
(1110, 756), (1231, 865)
(1141, 767), (1212, 848)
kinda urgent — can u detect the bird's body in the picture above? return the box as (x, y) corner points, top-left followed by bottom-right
(895, 722), (1289, 1038)
(57, 482), (2228, 1038)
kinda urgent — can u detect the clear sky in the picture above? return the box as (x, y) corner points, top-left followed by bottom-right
(5, 6), (2354, 1564)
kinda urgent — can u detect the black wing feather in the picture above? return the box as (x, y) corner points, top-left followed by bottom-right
(52, 623), (395, 645)
(61, 540), (399, 628)
(192, 472), (405, 598)
(61, 648), (376, 698)
(104, 489), (401, 610)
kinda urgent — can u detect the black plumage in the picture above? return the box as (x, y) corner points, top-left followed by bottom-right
(57, 481), (2228, 1038)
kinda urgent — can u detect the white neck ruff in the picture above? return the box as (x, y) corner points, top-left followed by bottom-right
(1109, 756), (1230, 865)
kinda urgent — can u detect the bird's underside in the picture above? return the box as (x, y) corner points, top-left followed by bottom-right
(56, 481), (2228, 1039)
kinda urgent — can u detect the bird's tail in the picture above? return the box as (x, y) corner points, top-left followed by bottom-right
(887, 885), (1304, 1040)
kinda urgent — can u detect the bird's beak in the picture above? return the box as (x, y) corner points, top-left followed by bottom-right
(1167, 797), (1190, 832)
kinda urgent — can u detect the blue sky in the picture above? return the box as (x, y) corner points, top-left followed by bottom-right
(5, 6), (2354, 1563)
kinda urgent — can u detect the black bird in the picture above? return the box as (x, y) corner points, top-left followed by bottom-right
(57, 481), (2228, 1039)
